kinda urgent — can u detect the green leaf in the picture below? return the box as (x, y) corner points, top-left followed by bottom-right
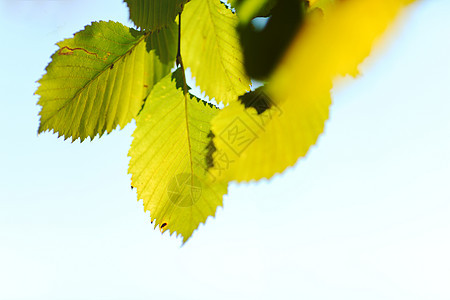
(128, 69), (227, 243)
(124, 0), (188, 31)
(36, 21), (177, 142)
(181, 0), (251, 104)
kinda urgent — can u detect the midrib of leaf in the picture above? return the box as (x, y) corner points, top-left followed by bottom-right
(205, 0), (240, 97)
(179, 63), (195, 188)
(183, 93), (195, 188)
(42, 33), (149, 125)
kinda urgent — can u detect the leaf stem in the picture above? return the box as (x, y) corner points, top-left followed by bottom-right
(176, 12), (182, 68)
(176, 12), (189, 96)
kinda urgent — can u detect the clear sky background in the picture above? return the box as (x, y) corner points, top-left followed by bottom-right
(0, 0), (449, 299)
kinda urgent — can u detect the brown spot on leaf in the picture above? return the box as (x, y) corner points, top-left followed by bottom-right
(58, 46), (110, 61)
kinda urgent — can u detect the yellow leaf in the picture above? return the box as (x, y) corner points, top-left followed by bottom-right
(209, 88), (330, 181)
(308, 0), (336, 14)
(270, 0), (418, 104)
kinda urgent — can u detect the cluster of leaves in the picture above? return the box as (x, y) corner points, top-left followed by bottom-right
(36, 0), (418, 242)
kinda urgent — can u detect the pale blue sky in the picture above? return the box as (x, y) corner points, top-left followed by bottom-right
(0, 1), (449, 299)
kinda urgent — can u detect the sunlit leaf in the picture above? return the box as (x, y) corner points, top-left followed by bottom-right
(36, 21), (177, 142)
(124, 0), (188, 31)
(128, 69), (227, 243)
(209, 87), (330, 181)
(181, 0), (251, 104)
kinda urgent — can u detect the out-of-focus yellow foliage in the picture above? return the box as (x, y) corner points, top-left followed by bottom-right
(308, 0), (336, 14)
(269, 0), (417, 105)
(211, 0), (418, 182)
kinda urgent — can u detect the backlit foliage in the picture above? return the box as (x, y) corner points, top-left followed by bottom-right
(36, 0), (418, 242)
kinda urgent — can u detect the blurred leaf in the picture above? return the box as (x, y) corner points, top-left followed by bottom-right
(270, 0), (418, 103)
(181, 0), (251, 104)
(308, 0), (336, 14)
(210, 0), (417, 182)
(229, 0), (277, 22)
(209, 87), (330, 181)
(36, 21), (177, 141)
(238, 0), (306, 80)
(124, 0), (188, 30)
(128, 69), (227, 243)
